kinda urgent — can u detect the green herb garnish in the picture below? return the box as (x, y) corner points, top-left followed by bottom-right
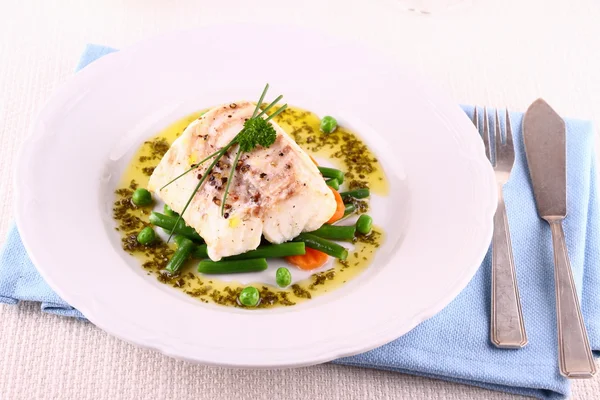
(164, 84), (287, 242)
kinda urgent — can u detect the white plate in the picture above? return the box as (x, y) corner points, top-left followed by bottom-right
(15, 25), (496, 368)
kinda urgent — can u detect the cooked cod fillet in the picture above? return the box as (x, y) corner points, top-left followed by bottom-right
(148, 102), (337, 261)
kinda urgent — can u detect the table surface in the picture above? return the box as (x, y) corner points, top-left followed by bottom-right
(1, 0), (599, 398)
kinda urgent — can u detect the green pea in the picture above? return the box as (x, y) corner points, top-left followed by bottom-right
(276, 267), (292, 288)
(356, 214), (373, 235)
(137, 226), (156, 245)
(320, 116), (338, 134)
(132, 188), (153, 206)
(239, 286), (260, 307)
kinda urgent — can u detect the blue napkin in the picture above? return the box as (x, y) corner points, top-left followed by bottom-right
(0, 45), (117, 320)
(1, 45), (599, 399)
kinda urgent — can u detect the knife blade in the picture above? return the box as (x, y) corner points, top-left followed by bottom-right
(523, 99), (566, 219)
(523, 98), (596, 379)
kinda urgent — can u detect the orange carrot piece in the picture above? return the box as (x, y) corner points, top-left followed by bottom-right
(326, 188), (345, 224)
(285, 247), (329, 271)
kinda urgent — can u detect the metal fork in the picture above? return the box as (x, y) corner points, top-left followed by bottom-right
(473, 107), (528, 349)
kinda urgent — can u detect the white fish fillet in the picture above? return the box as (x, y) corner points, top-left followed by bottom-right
(148, 102), (337, 261)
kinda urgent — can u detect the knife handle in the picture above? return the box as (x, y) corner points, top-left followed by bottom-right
(549, 220), (597, 378)
(490, 193), (528, 348)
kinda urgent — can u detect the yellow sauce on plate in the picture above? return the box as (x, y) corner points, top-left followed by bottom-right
(113, 106), (387, 308)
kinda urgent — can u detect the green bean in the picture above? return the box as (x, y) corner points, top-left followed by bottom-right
(276, 267), (292, 288)
(343, 203), (356, 217)
(310, 224), (356, 241)
(149, 212), (203, 242)
(294, 233), (348, 260)
(132, 188), (153, 206)
(339, 188), (370, 201)
(137, 226), (156, 245)
(198, 258), (268, 274)
(165, 237), (194, 274)
(356, 214), (373, 235)
(239, 286), (260, 307)
(191, 244), (208, 259)
(189, 242), (305, 260)
(227, 242), (305, 260)
(163, 204), (178, 217)
(325, 178), (340, 190)
(334, 203), (356, 223)
(318, 167), (344, 184)
(320, 116), (338, 134)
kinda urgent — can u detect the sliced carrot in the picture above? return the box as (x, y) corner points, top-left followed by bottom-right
(285, 247), (329, 271)
(326, 187), (345, 224)
(309, 155), (319, 166)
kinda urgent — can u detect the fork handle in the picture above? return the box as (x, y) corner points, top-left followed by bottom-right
(548, 219), (596, 378)
(490, 189), (528, 348)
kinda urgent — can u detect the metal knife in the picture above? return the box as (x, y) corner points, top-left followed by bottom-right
(523, 98), (596, 378)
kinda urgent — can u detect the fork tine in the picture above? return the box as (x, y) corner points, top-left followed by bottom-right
(472, 107), (479, 130)
(494, 109), (503, 167)
(483, 107), (491, 161)
(495, 109), (502, 151)
(505, 109), (513, 149)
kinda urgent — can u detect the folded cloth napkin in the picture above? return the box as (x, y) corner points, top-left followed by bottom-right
(1, 44), (599, 399)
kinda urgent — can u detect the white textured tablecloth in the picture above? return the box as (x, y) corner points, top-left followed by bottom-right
(1, 0), (599, 398)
